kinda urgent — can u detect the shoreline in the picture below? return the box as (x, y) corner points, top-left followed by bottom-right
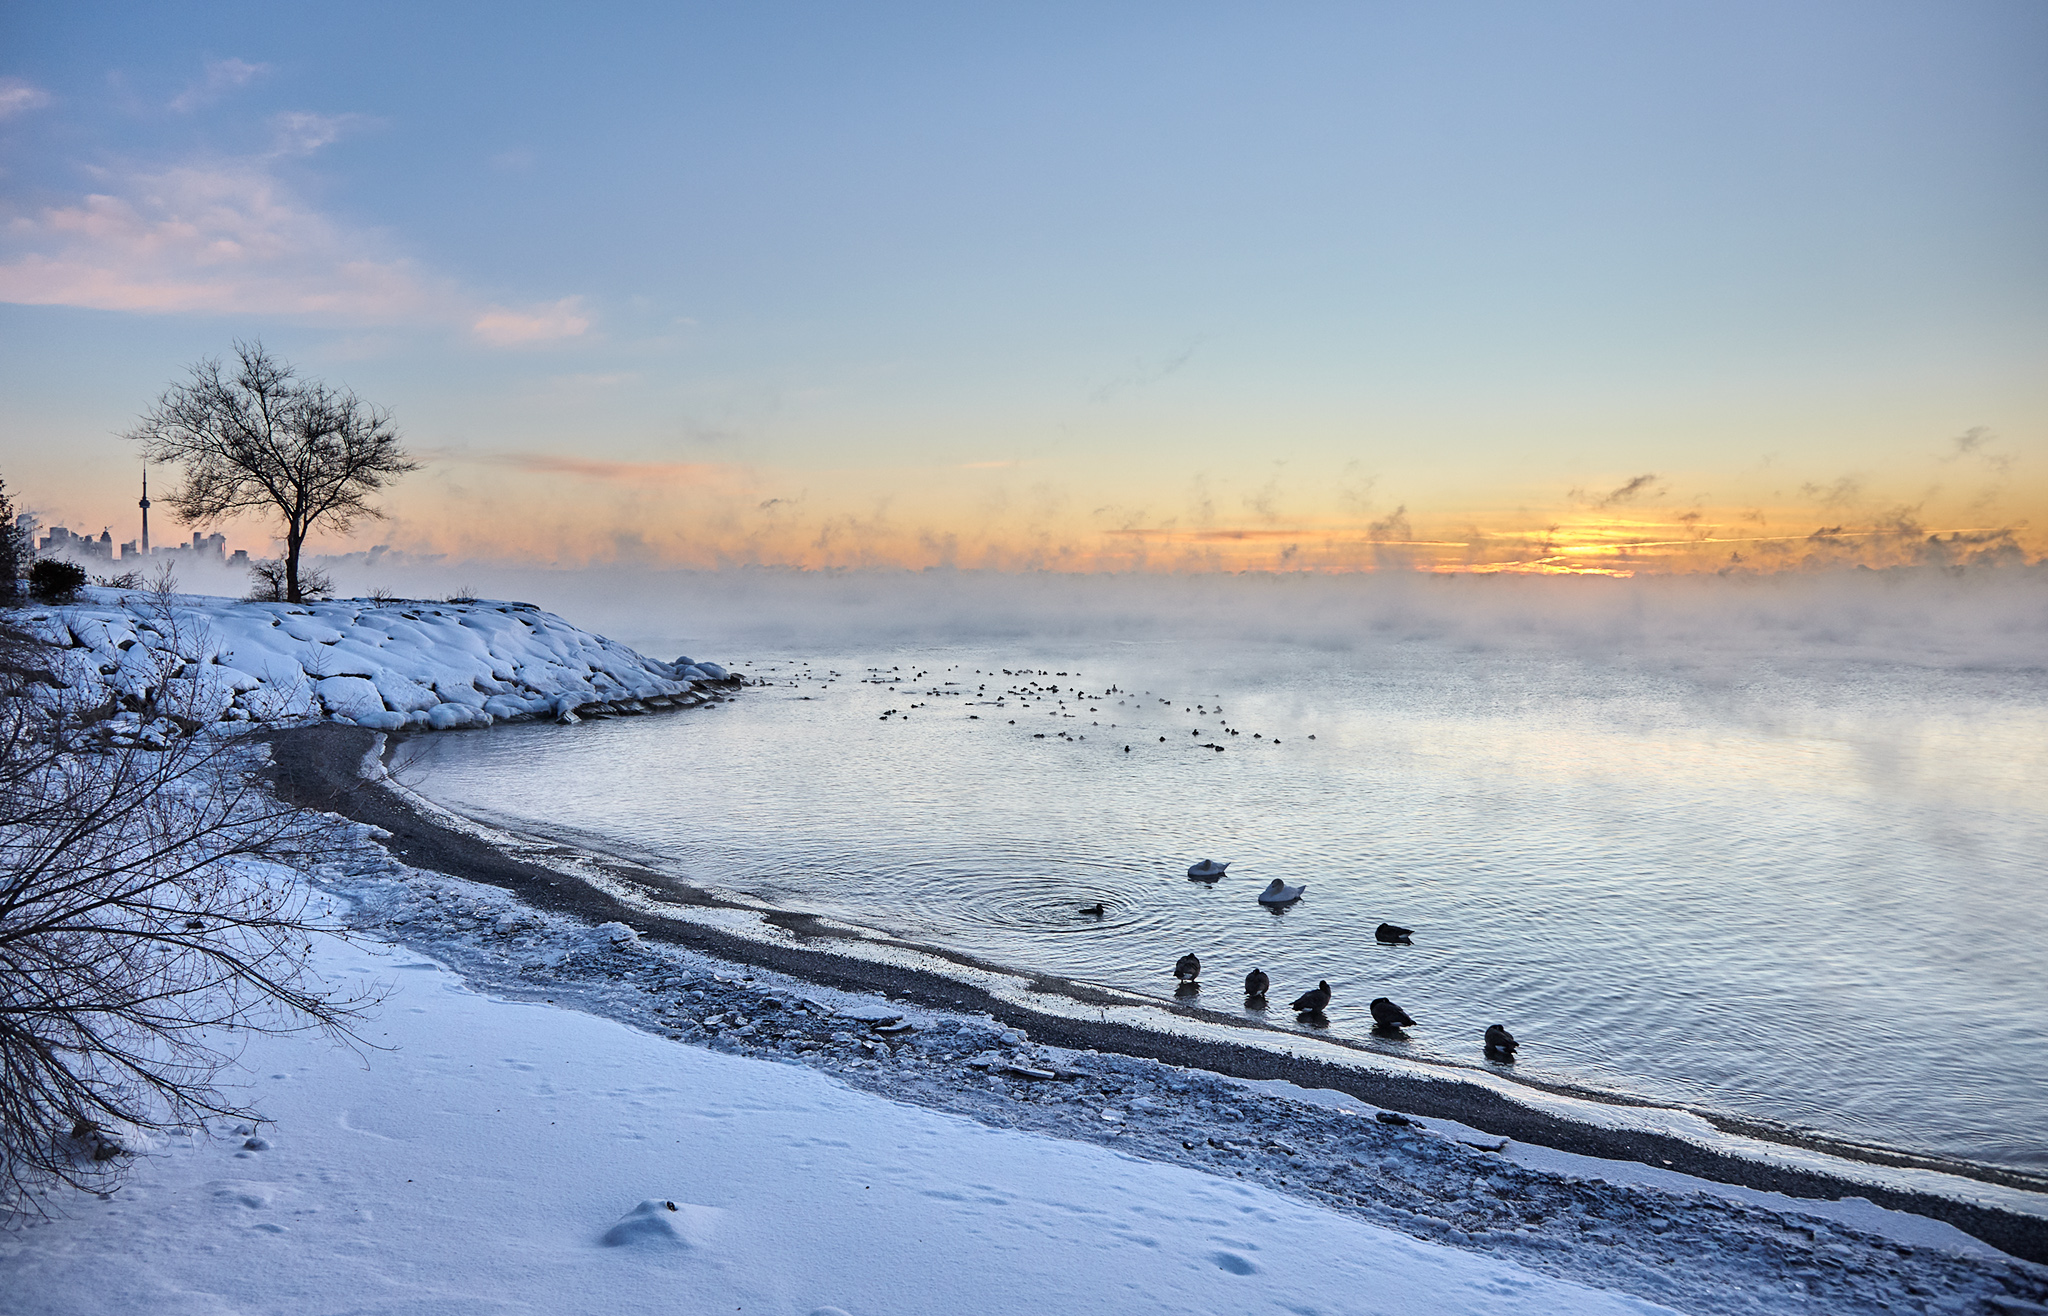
(270, 721), (2048, 1265)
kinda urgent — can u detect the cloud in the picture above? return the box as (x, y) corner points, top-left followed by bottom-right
(0, 79), (52, 120)
(1574, 473), (1663, 508)
(471, 297), (592, 346)
(0, 148), (591, 346)
(269, 111), (374, 157)
(0, 164), (449, 318)
(168, 58), (267, 113)
(469, 452), (737, 484)
(1089, 339), (1202, 403)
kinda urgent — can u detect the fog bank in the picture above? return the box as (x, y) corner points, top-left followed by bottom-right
(244, 558), (2048, 673)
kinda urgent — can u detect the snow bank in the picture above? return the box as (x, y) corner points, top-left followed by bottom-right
(0, 929), (1682, 1316)
(11, 589), (735, 734)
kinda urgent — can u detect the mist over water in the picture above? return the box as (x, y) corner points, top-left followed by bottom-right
(387, 568), (2047, 1171)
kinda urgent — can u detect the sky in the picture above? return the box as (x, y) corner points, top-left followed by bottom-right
(1, 1), (2043, 575)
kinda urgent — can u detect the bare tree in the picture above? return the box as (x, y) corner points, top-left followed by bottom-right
(127, 343), (420, 604)
(0, 595), (373, 1209)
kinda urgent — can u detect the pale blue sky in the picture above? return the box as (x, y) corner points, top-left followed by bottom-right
(2, 2), (2042, 569)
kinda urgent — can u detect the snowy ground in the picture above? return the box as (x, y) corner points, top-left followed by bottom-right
(14, 588), (733, 737)
(16, 809), (2040, 1316)
(4, 923), (1694, 1316)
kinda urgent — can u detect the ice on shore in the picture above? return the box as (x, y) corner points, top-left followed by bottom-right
(13, 588), (734, 733)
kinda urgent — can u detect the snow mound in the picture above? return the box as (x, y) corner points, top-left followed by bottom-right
(14, 589), (737, 733)
(600, 1198), (722, 1249)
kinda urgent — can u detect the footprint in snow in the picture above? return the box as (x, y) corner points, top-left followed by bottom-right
(1210, 1251), (1259, 1275)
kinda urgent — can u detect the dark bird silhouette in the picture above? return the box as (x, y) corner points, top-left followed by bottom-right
(1484, 1024), (1518, 1060)
(1375, 922), (1413, 944)
(1290, 980), (1332, 1014)
(1174, 953), (1202, 982)
(1079, 903), (1106, 917)
(1370, 997), (1416, 1029)
(1244, 968), (1270, 1000)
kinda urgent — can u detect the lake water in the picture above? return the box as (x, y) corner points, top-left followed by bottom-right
(403, 576), (2048, 1174)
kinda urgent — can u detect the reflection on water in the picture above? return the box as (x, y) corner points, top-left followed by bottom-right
(407, 638), (2048, 1172)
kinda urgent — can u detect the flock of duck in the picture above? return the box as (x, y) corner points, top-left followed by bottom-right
(1085, 857), (1521, 1065)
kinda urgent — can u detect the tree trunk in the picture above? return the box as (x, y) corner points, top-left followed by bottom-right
(284, 527), (304, 604)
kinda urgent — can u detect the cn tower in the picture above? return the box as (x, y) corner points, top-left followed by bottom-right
(139, 468), (150, 555)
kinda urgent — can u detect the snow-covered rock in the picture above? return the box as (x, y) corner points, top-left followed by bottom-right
(599, 1198), (722, 1249)
(10, 589), (735, 732)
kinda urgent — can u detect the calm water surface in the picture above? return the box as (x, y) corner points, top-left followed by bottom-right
(407, 637), (2048, 1172)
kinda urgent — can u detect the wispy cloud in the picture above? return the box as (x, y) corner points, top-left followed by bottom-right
(468, 452), (738, 484)
(0, 78), (52, 120)
(168, 57), (267, 113)
(1572, 473), (1664, 508)
(471, 297), (592, 346)
(269, 110), (374, 158)
(0, 164), (448, 318)
(0, 129), (591, 346)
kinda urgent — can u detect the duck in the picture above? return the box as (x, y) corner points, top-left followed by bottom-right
(1375, 922), (1413, 944)
(1484, 1024), (1518, 1061)
(1258, 879), (1306, 904)
(1369, 997), (1416, 1029)
(1187, 858), (1229, 881)
(1079, 903), (1106, 917)
(1290, 980), (1332, 1014)
(1243, 968), (1269, 1000)
(1174, 953), (1202, 982)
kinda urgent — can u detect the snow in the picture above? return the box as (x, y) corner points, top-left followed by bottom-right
(0, 928), (1682, 1316)
(14, 588), (732, 734)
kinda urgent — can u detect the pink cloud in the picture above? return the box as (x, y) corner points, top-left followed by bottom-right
(471, 297), (592, 346)
(0, 155), (591, 347)
(0, 166), (448, 319)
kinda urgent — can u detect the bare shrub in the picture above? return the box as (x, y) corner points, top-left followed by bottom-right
(445, 586), (478, 604)
(0, 602), (373, 1209)
(247, 558), (332, 603)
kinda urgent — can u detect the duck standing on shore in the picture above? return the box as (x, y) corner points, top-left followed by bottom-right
(1290, 981), (1332, 1015)
(1484, 1023), (1518, 1061)
(1370, 997), (1416, 1030)
(1174, 953), (1202, 983)
(1244, 968), (1269, 1002)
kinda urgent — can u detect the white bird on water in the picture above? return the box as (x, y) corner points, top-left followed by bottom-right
(1257, 878), (1305, 905)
